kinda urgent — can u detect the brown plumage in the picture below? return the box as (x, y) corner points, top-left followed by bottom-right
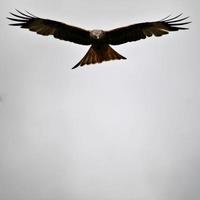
(7, 10), (191, 69)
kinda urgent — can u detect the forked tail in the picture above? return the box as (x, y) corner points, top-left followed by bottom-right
(72, 45), (126, 69)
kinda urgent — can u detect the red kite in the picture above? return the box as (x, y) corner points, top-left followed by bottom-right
(8, 10), (190, 69)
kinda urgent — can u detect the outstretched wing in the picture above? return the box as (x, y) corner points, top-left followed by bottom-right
(7, 10), (91, 45)
(105, 14), (191, 45)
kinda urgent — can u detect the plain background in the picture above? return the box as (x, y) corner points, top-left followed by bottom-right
(0, 0), (199, 200)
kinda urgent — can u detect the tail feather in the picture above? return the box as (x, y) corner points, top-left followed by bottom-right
(72, 45), (126, 69)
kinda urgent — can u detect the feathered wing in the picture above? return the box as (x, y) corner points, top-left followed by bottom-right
(105, 14), (191, 45)
(7, 10), (91, 45)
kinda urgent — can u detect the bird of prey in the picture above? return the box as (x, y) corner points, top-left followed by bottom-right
(7, 10), (190, 69)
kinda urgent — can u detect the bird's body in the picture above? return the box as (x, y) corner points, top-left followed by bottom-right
(75, 29), (126, 68)
(7, 10), (190, 69)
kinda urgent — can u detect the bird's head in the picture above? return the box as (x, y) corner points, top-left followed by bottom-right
(90, 29), (105, 40)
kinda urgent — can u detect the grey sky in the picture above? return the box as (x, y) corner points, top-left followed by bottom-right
(0, 0), (200, 200)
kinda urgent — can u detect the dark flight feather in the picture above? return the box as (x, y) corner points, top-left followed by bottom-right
(7, 10), (91, 45)
(105, 14), (190, 45)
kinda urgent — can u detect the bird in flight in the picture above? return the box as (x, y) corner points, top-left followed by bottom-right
(8, 10), (190, 69)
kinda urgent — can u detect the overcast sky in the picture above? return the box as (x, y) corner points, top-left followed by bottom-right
(0, 0), (200, 200)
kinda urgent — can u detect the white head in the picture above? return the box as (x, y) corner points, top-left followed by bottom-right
(90, 29), (105, 39)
